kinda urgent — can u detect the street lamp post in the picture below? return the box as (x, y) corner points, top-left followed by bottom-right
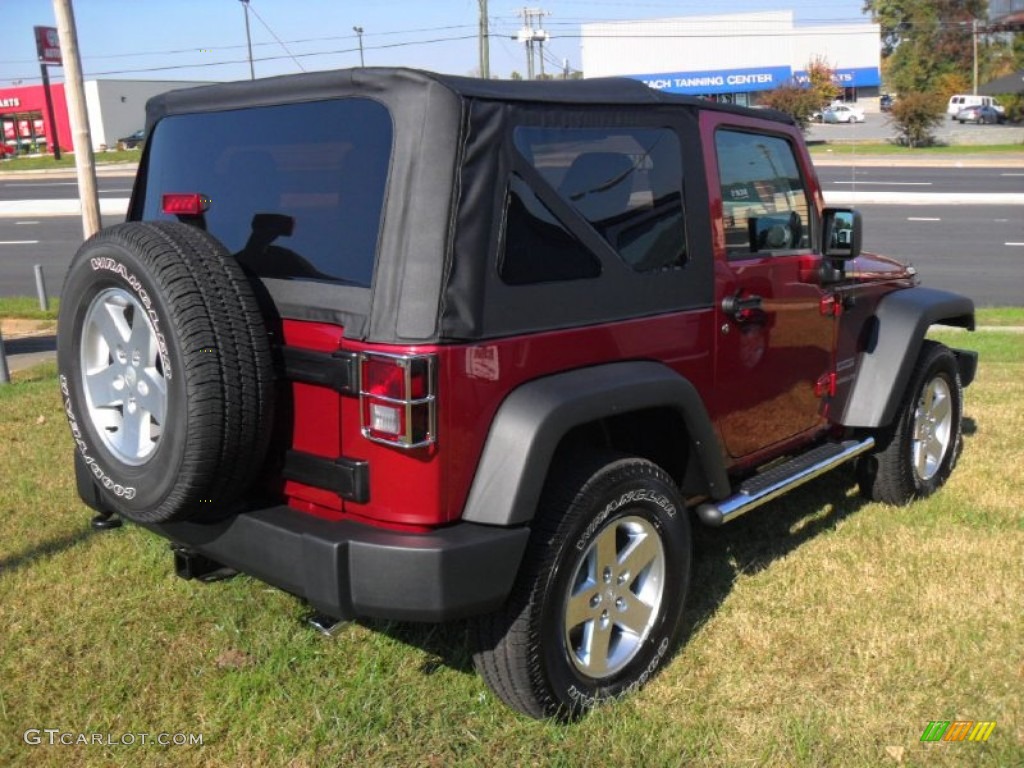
(240, 0), (255, 80)
(353, 26), (365, 67)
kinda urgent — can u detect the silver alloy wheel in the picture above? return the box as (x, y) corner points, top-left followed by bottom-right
(80, 287), (167, 465)
(911, 376), (952, 482)
(562, 514), (666, 678)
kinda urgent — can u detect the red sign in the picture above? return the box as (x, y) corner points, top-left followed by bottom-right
(34, 26), (62, 66)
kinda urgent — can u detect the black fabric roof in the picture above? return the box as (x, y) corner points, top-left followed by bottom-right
(146, 66), (793, 128)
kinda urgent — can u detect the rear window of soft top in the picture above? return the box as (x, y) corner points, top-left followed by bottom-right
(139, 98), (392, 288)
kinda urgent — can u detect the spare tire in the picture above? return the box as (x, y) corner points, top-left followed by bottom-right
(57, 221), (275, 523)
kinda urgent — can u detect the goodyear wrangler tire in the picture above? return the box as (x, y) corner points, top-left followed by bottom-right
(472, 453), (691, 720)
(57, 221), (274, 523)
(857, 340), (963, 506)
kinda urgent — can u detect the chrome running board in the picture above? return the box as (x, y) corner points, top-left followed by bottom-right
(697, 437), (876, 526)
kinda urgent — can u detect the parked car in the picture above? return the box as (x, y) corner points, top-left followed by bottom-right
(822, 104), (866, 123)
(879, 94), (894, 112)
(0, 143), (14, 158)
(947, 94), (1003, 119)
(117, 128), (146, 150)
(955, 104), (1006, 124)
(57, 68), (976, 720)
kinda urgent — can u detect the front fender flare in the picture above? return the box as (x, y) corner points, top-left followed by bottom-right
(838, 286), (974, 428)
(460, 361), (729, 527)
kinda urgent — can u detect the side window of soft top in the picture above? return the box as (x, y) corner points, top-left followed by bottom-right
(498, 126), (688, 285)
(715, 129), (813, 258)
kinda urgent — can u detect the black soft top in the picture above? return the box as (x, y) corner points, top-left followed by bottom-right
(146, 67), (792, 127)
(140, 68), (794, 343)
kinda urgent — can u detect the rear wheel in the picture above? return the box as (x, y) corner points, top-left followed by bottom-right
(858, 341), (963, 505)
(472, 454), (691, 719)
(58, 221), (275, 523)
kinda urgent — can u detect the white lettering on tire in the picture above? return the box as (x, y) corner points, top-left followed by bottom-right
(565, 636), (671, 707)
(60, 374), (137, 499)
(577, 488), (676, 551)
(89, 256), (173, 379)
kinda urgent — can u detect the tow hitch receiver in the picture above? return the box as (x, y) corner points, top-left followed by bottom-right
(171, 545), (237, 582)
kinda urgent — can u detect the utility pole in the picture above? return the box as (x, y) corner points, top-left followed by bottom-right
(353, 26), (365, 67)
(52, 0), (100, 239)
(516, 8), (549, 80)
(38, 59), (61, 160)
(240, 0), (255, 80)
(478, 0), (490, 79)
(972, 18), (979, 95)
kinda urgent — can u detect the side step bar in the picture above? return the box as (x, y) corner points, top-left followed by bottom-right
(697, 437), (875, 526)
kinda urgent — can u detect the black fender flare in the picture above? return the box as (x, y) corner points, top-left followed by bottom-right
(460, 361), (729, 527)
(838, 286), (974, 428)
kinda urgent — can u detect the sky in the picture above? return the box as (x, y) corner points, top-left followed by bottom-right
(0, 0), (872, 87)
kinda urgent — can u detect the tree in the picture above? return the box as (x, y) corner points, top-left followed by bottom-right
(759, 84), (823, 130)
(863, 0), (988, 95)
(760, 58), (842, 130)
(805, 56), (842, 106)
(889, 91), (945, 147)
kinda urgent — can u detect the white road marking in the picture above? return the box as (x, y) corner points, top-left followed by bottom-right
(1005, 242), (1024, 247)
(1000, 173), (1024, 177)
(7, 182), (79, 187)
(832, 181), (933, 186)
(825, 191), (1024, 205)
(908, 217), (941, 221)
(15, 220), (40, 225)
(0, 198), (130, 217)
(0, 240), (40, 245)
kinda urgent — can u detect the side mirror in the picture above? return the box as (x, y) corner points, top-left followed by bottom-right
(822, 207), (862, 260)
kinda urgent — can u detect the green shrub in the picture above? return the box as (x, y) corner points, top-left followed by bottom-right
(889, 92), (945, 147)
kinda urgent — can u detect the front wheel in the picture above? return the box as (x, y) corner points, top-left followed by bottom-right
(858, 340), (963, 505)
(472, 454), (691, 720)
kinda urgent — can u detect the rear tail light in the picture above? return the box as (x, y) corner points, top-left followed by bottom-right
(359, 352), (436, 448)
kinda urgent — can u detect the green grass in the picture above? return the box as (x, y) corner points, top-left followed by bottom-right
(0, 149), (139, 173)
(809, 142), (1024, 156)
(974, 307), (1024, 327)
(0, 297), (59, 321)
(1, 331), (1021, 767)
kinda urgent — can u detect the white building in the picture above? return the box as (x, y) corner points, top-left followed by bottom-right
(83, 80), (210, 150)
(581, 11), (882, 107)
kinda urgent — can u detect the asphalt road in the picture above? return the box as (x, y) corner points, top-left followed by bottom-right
(0, 177), (133, 202)
(0, 166), (1021, 306)
(817, 166), (1024, 195)
(858, 203), (1023, 307)
(0, 215), (125, 297)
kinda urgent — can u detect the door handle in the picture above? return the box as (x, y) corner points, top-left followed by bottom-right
(721, 293), (763, 319)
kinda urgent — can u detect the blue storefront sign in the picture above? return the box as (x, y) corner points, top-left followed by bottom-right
(793, 67), (881, 88)
(627, 66), (793, 95)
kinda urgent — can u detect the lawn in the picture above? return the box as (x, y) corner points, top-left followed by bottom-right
(0, 149), (139, 174)
(0, 330), (1021, 767)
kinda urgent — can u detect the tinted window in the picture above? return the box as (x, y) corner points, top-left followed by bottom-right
(715, 130), (812, 257)
(499, 175), (601, 285)
(141, 98), (391, 288)
(513, 127), (687, 273)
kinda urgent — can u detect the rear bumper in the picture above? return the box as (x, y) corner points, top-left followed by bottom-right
(139, 506), (530, 622)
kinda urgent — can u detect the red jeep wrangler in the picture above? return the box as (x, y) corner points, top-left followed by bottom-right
(57, 68), (976, 719)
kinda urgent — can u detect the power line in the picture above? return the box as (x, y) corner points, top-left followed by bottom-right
(246, 2), (306, 73)
(1, 33), (479, 84)
(0, 24), (479, 68)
